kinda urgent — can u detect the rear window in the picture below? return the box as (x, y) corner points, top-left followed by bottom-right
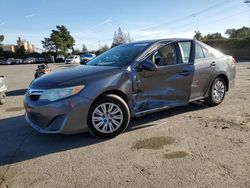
(195, 43), (205, 59)
(199, 42), (224, 58)
(202, 47), (214, 58)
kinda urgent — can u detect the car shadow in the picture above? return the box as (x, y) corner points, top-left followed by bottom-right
(0, 102), (207, 166)
(6, 89), (27, 96)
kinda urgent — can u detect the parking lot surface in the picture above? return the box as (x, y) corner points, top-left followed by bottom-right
(0, 63), (250, 188)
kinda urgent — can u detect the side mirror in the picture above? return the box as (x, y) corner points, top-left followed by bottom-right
(141, 59), (157, 71)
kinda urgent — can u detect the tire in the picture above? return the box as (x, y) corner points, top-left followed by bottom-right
(35, 72), (45, 79)
(34, 72), (39, 79)
(87, 94), (130, 138)
(0, 92), (6, 105)
(203, 77), (226, 106)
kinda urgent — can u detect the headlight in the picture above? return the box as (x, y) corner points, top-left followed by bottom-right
(40, 85), (85, 102)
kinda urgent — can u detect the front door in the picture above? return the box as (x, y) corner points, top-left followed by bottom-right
(132, 41), (194, 114)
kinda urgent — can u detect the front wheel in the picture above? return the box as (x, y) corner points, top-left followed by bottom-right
(203, 77), (226, 106)
(87, 94), (130, 138)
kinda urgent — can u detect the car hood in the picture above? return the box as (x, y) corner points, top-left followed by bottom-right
(31, 65), (121, 89)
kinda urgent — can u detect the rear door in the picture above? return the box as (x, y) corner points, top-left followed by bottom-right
(132, 41), (195, 114)
(190, 42), (217, 100)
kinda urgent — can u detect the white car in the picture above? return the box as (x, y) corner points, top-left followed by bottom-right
(80, 53), (96, 64)
(23, 57), (35, 64)
(65, 55), (80, 64)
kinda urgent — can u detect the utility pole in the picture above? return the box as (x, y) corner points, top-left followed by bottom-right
(244, 0), (250, 27)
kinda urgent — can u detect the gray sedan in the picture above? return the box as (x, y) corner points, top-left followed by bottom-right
(23, 38), (236, 138)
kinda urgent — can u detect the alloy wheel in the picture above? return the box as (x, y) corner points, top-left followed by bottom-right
(212, 80), (225, 103)
(92, 102), (123, 133)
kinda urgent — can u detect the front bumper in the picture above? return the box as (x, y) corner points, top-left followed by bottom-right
(23, 94), (92, 134)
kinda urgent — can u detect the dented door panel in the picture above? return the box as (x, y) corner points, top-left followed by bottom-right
(132, 63), (194, 114)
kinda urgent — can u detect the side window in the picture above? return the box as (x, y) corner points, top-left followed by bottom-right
(202, 47), (214, 58)
(195, 43), (205, 59)
(178, 42), (191, 63)
(147, 44), (177, 67)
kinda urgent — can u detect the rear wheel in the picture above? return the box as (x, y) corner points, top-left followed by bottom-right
(87, 94), (130, 138)
(203, 77), (226, 106)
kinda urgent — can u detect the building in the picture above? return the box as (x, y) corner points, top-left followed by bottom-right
(2, 44), (16, 53)
(2, 37), (35, 53)
(17, 37), (35, 53)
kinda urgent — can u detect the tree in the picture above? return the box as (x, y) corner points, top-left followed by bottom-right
(117, 27), (126, 44)
(111, 27), (127, 48)
(42, 25), (75, 55)
(225, 29), (236, 38)
(0, 46), (3, 56)
(194, 31), (203, 40)
(73, 49), (81, 54)
(111, 31), (119, 48)
(225, 27), (250, 39)
(95, 44), (109, 55)
(0, 35), (4, 53)
(16, 46), (27, 57)
(0, 35), (4, 44)
(41, 37), (56, 52)
(203, 33), (224, 40)
(82, 44), (88, 53)
(124, 32), (133, 43)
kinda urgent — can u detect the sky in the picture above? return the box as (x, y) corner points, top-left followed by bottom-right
(0, 0), (249, 51)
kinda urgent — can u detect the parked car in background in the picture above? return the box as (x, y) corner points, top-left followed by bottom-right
(0, 58), (6, 65)
(45, 55), (55, 63)
(35, 57), (45, 64)
(24, 39), (236, 138)
(80, 53), (96, 64)
(15, 59), (23, 64)
(56, 55), (65, 62)
(24, 57), (36, 64)
(0, 57), (5, 65)
(3, 58), (16, 65)
(65, 55), (80, 64)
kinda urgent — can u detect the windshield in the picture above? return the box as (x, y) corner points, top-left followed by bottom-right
(67, 56), (74, 60)
(86, 43), (149, 67)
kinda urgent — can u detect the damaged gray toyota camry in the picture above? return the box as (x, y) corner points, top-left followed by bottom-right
(23, 38), (236, 138)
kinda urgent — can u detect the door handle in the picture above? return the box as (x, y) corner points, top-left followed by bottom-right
(211, 61), (216, 66)
(180, 70), (192, 75)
